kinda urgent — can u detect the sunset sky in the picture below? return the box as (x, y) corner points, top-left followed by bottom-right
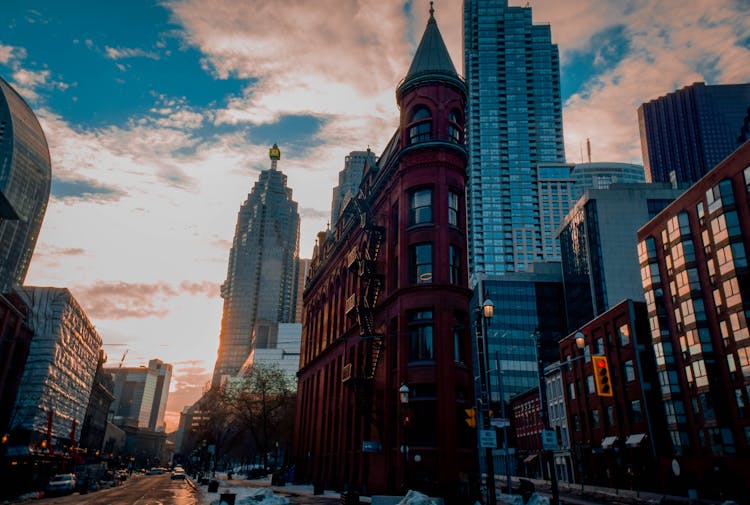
(2, 0), (749, 431)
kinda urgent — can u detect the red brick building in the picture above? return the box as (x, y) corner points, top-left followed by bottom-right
(293, 9), (476, 502)
(636, 140), (750, 500)
(559, 299), (664, 490)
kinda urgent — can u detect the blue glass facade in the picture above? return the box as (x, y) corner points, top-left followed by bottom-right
(638, 82), (750, 185)
(474, 269), (567, 404)
(0, 77), (51, 291)
(464, 0), (565, 276)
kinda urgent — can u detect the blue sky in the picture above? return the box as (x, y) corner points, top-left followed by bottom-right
(2, 0), (749, 429)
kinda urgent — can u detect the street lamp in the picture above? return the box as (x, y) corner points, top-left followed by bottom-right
(476, 298), (497, 505)
(399, 383), (410, 493)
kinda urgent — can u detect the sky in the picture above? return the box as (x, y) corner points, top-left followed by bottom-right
(2, 0), (749, 432)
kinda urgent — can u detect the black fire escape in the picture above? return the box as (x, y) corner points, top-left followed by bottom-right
(343, 198), (385, 423)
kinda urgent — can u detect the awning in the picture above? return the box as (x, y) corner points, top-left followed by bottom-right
(601, 436), (618, 449)
(625, 433), (647, 447)
(523, 454), (539, 464)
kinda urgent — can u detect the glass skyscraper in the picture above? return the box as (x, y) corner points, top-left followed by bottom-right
(638, 81), (750, 185)
(463, 0), (565, 276)
(211, 145), (300, 387)
(0, 77), (51, 291)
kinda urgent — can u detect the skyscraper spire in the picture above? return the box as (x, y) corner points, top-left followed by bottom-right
(269, 143), (281, 171)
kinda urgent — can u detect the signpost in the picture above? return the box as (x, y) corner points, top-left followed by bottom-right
(479, 429), (497, 449)
(490, 417), (510, 428)
(542, 429), (559, 451)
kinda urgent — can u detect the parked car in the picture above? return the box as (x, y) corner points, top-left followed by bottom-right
(45, 474), (77, 496)
(146, 467), (165, 475)
(170, 468), (187, 480)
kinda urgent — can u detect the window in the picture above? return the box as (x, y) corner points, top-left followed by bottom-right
(448, 190), (459, 226)
(624, 360), (635, 382)
(618, 324), (631, 346)
(408, 106), (431, 144)
(630, 400), (643, 423)
(448, 109), (462, 143)
(590, 409), (600, 429)
(586, 375), (595, 395)
(409, 310), (434, 361)
(453, 325), (465, 363)
(449, 245), (460, 284)
(606, 405), (616, 428)
(410, 243), (432, 284)
(409, 188), (432, 225)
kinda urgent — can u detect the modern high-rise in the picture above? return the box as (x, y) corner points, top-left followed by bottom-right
(558, 183), (684, 331)
(638, 81), (750, 185)
(0, 77), (52, 291)
(107, 358), (172, 432)
(330, 150), (376, 226)
(463, 0), (565, 275)
(212, 145), (300, 386)
(8, 287), (102, 450)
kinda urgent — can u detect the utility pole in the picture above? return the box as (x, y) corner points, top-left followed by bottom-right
(533, 331), (559, 505)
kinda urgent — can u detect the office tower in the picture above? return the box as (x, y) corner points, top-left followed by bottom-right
(0, 293), (33, 435)
(637, 140), (750, 500)
(295, 8), (475, 500)
(638, 81), (750, 185)
(478, 263), (567, 404)
(537, 162), (646, 262)
(570, 162), (646, 199)
(0, 77), (52, 291)
(237, 322), (301, 384)
(107, 358), (172, 432)
(558, 183), (684, 331)
(464, 0), (565, 275)
(212, 145), (300, 387)
(7, 287), (102, 450)
(330, 150), (376, 226)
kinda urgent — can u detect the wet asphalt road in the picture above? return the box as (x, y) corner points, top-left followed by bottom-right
(38, 474), (200, 505)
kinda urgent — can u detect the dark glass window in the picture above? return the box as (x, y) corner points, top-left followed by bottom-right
(409, 188), (432, 225)
(410, 243), (433, 284)
(448, 190), (459, 226)
(409, 309), (434, 361)
(449, 245), (460, 284)
(408, 107), (432, 144)
(630, 400), (643, 423)
(448, 109), (462, 143)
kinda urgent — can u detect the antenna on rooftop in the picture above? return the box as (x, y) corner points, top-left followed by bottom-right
(586, 137), (591, 163)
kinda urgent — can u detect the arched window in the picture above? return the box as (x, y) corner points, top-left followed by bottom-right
(408, 106), (432, 144)
(448, 109), (463, 143)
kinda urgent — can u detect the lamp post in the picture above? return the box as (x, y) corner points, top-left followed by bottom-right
(399, 383), (410, 493)
(476, 298), (497, 505)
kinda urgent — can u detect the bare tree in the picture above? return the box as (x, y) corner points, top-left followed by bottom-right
(222, 363), (296, 470)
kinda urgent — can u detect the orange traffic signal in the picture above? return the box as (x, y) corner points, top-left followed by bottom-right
(592, 355), (613, 397)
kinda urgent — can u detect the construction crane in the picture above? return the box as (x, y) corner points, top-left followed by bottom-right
(119, 349), (128, 368)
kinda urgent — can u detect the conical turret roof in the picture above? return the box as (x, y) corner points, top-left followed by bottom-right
(397, 7), (464, 98)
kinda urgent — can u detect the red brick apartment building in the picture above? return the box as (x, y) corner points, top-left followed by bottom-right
(636, 140), (750, 500)
(293, 10), (476, 503)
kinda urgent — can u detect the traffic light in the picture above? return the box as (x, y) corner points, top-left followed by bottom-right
(592, 355), (613, 397)
(464, 408), (476, 428)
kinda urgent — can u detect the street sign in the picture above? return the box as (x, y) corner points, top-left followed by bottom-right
(490, 417), (510, 428)
(362, 441), (382, 453)
(479, 429), (497, 448)
(542, 430), (559, 451)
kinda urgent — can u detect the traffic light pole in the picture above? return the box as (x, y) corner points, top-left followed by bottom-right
(533, 331), (559, 505)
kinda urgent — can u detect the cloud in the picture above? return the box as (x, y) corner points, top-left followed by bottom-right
(544, 0), (750, 163)
(104, 46), (161, 60)
(0, 43), (26, 65)
(71, 281), (179, 319)
(51, 177), (125, 203)
(179, 281), (219, 297)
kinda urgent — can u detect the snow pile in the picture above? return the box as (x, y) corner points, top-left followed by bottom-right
(497, 492), (549, 505)
(398, 490), (441, 505)
(209, 487), (290, 505)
